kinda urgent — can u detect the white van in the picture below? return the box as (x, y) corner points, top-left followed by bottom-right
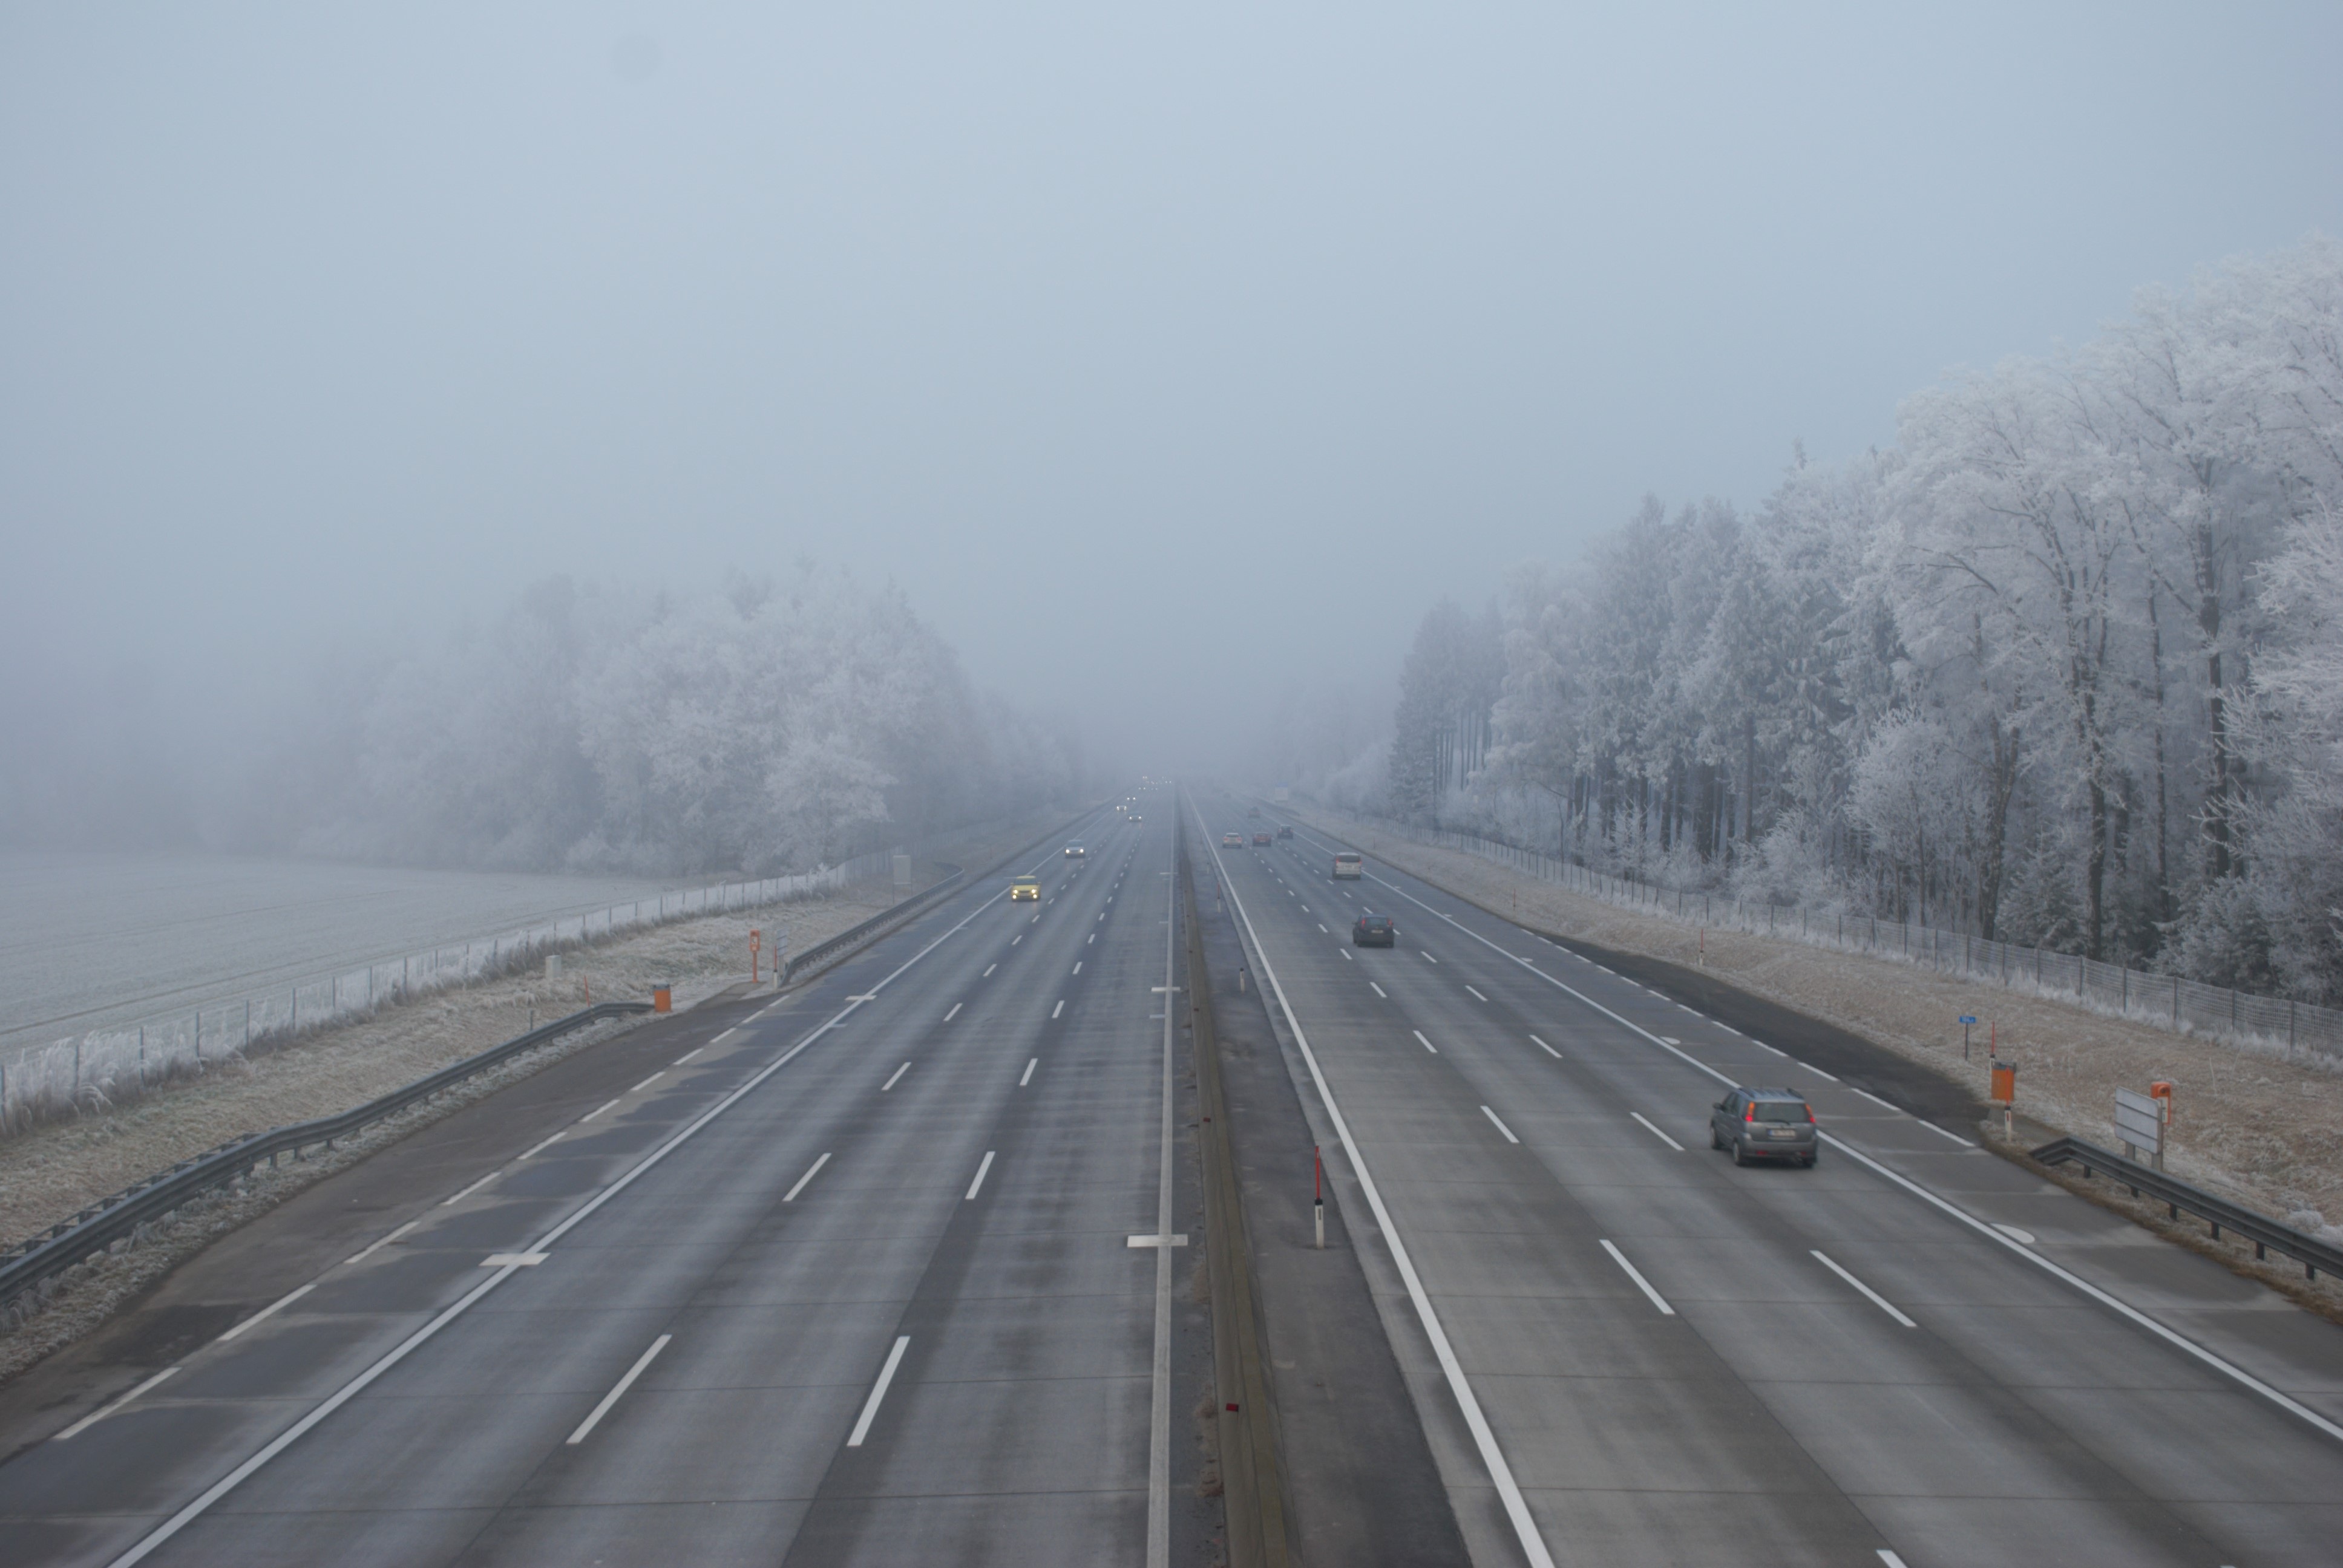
(1332, 852), (1363, 880)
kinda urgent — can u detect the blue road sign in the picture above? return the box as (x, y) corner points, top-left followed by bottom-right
(1959, 1016), (1977, 1025)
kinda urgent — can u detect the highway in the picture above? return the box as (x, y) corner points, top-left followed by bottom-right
(0, 798), (1207, 1567)
(1193, 788), (2343, 1568)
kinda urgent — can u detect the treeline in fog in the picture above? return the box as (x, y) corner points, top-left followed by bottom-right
(6, 567), (1081, 876)
(1355, 239), (2343, 1001)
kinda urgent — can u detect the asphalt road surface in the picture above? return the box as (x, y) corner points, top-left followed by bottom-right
(0, 796), (1207, 1567)
(1195, 788), (2343, 1568)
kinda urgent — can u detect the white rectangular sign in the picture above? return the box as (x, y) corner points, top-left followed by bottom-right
(2114, 1088), (2163, 1156)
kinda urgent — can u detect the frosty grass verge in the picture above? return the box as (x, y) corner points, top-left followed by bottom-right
(1290, 806), (2343, 1282)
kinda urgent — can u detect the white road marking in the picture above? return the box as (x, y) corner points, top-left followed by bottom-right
(882, 1062), (910, 1092)
(1052, 999), (1064, 1019)
(54, 1368), (179, 1441)
(1798, 1061), (1841, 1082)
(480, 1253), (547, 1266)
(782, 1153), (831, 1202)
(519, 1128), (568, 1159)
(1921, 1122), (1976, 1147)
(1993, 1224), (2036, 1244)
(1073, 961), (1083, 975)
(1414, 1030), (1438, 1054)
(1630, 1112), (1683, 1151)
(1660, 1036), (1680, 1045)
(1339, 949), (1352, 961)
(984, 963), (997, 976)
(218, 1284), (315, 1342)
(711, 1028), (738, 1045)
(439, 1171), (504, 1207)
(1599, 1240), (1675, 1315)
(1148, 861), (1178, 1568)
(942, 1002), (962, 1023)
(579, 1097), (622, 1123)
(1754, 1040), (1787, 1056)
(1128, 1233), (1188, 1247)
(1013, 934), (1024, 944)
(1530, 1034), (1560, 1058)
(345, 1220), (419, 1264)
(1021, 1057), (1038, 1086)
(1193, 811), (1556, 1568)
(1319, 923), (1328, 933)
(567, 1334), (671, 1445)
(1812, 1250), (1916, 1327)
(1420, 950), (1438, 964)
(1879, 1553), (1910, 1568)
(1370, 982), (1388, 998)
(965, 1150), (996, 1200)
(1853, 1088), (1897, 1110)
(1465, 985), (1488, 1001)
(1481, 1105), (1520, 1143)
(629, 1071), (664, 1093)
(672, 1047), (703, 1065)
(848, 1336), (911, 1447)
(1089, 933), (1096, 944)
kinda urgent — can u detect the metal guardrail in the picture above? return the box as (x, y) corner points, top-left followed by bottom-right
(0, 1000), (651, 1313)
(781, 866), (966, 983)
(2031, 1135), (2342, 1281)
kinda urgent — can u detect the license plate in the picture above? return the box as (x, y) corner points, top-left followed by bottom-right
(1770, 1129), (1796, 1138)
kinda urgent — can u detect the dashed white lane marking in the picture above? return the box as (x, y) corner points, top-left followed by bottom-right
(629, 1071), (664, 1094)
(944, 1002), (962, 1022)
(882, 1062), (910, 1092)
(1481, 1106), (1520, 1143)
(1021, 1057), (1038, 1086)
(566, 1334), (671, 1445)
(1798, 1061), (1841, 1082)
(672, 1047), (704, 1065)
(1339, 949), (1352, 961)
(54, 1367), (180, 1441)
(1993, 1224), (2036, 1244)
(1073, 962), (1083, 975)
(1420, 951), (1439, 964)
(519, 1129), (566, 1160)
(1089, 933), (1096, 944)
(1878, 1552), (1910, 1568)
(346, 1220), (420, 1264)
(1052, 1000), (1065, 1019)
(782, 1152), (830, 1202)
(218, 1284), (315, 1342)
(710, 1028), (738, 1046)
(1812, 1250), (1916, 1328)
(1530, 1034), (1560, 1058)
(1319, 924), (1329, 933)
(1413, 1030), (1438, 1054)
(1013, 935), (1024, 945)
(1465, 985), (1488, 1001)
(1370, 982), (1388, 998)
(1630, 1112), (1683, 1151)
(984, 964), (997, 977)
(965, 1151), (997, 1200)
(848, 1336), (911, 1447)
(1599, 1240), (1675, 1315)
(1660, 1036), (1681, 1045)
(580, 1097), (623, 1123)
(439, 1171), (503, 1207)
(1921, 1122), (1976, 1147)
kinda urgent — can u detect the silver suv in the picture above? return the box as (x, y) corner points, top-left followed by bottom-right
(1709, 1087), (1818, 1167)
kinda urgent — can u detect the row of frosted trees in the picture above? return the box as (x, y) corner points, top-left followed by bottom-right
(1382, 238), (2343, 1001)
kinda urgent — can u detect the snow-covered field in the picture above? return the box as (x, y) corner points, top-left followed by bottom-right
(0, 849), (694, 1055)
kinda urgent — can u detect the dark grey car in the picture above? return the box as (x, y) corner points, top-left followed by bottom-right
(1709, 1087), (1818, 1166)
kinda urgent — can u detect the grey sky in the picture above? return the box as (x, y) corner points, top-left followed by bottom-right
(5, 2), (2341, 782)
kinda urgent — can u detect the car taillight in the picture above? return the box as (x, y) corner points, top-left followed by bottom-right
(1803, 1106), (1815, 1122)
(1744, 1103), (1757, 1122)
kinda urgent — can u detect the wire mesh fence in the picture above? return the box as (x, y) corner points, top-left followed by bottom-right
(1314, 808), (2343, 1068)
(0, 847), (902, 1137)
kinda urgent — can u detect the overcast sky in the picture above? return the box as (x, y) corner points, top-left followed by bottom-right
(6, 2), (2342, 782)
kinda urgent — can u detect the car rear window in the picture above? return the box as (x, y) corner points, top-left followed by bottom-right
(1752, 1100), (1811, 1123)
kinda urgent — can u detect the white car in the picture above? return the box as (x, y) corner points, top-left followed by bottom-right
(1064, 841), (1087, 858)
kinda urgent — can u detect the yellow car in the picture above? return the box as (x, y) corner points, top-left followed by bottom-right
(1011, 877), (1041, 902)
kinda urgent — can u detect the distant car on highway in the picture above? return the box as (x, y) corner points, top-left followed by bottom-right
(1129, 813), (1143, 825)
(1332, 852), (1363, 879)
(1709, 1087), (1818, 1166)
(1247, 806), (1261, 818)
(1011, 877), (1041, 902)
(1222, 832), (1244, 848)
(1252, 832), (1272, 846)
(1064, 841), (1086, 858)
(1276, 826), (1294, 840)
(1353, 914), (1397, 947)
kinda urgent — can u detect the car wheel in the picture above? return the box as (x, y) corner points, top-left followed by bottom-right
(1731, 1137), (1748, 1167)
(1709, 1125), (1723, 1151)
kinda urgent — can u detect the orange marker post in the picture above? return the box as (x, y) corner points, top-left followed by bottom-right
(1990, 1062), (2017, 1142)
(751, 929), (762, 984)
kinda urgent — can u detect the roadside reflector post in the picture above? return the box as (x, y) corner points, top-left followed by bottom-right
(1314, 1145), (1325, 1249)
(1990, 1062), (2017, 1142)
(653, 985), (672, 1014)
(1239, 967), (1248, 993)
(1960, 1015), (1976, 1060)
(2149, 1080), (2174, 1171)
(750, 929), (762, 984)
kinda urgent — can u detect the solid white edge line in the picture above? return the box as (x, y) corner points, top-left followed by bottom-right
(1811, 1249), (1917, 1328)
(55, 1367), (180, 1441)
(881, 1062), (910, 1091)
(1599, 1239), (1676, 1315)
(1853, 1088), (1897, 1109)
(782, 1152), (831, 1202)
(565, 1333), (672, 1445)
(1481, 1105), (1520, 1143)
(965, 1150), (995, 1200)
(847, 1335), (911, 1447)
(1630, 1112), (1684, 1152)
(1021, 1057), (1038, 1086)
(344, 1220), (419, 1264)
(1277, 818), (2343, 1448)
(1798, 1060), (1842, 1082)
(1530, 1034), (1561, 1058)
(1189, 794), (1557, 1568)
(1919, 1120), (1976, 1146)
(100, 843), (1068, 1568)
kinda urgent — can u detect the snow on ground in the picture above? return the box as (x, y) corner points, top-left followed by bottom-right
(1294, 807), (2343, 1252)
